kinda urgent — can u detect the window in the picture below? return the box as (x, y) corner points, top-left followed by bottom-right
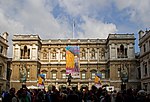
(20, 45), (30, 59)
(149, 40), (150, 50)
(137, 67), (141, 79)
(81, 72), (86, 79)
(125, 48), (128, 58)
(117, 45), (128, 58)
(62, 73), (66, 79)
(101, 72), (105, 79)
(91, 72), (96, 79)
(143, 83), (148, 91)
(52, 72), (56, 79)
(27, 69), (30, 78)
(144, 62), (148, 76)
(0, 65), (2, 76)
(0, 46), (3, 53)
(143, 44), (146, 52)
(120, 45), (124, 58)
(41, 70), (47, 79)
(118, 70), (120, 77)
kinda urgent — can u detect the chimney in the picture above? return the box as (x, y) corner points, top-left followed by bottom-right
(138, 30), (144, 39)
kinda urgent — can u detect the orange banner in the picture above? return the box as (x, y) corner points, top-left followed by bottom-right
(66, 50), (75, 68)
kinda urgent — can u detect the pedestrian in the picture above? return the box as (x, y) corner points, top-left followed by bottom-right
(2, 87), (18, 102)
(67, 73), (73, 86)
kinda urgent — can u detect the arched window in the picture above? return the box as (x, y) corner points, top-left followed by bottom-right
(81, 70), (86, 79)
(24, 46), (28, 59)
(90, 70), (97, 79)
(41, 70), (47, 79)
(0, 65), (3, 77)
(51, 70), (57, 79)
(20, 45), (30, 59)
(61, 70), (66, 79)
(117, 44), (127, 58)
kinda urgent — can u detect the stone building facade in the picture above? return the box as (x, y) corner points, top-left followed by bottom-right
(0, 32), (9, 92)
(11, 34), (140, 91)
(139, 30), (150, 93)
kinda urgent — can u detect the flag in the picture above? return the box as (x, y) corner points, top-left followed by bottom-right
(38, 74), (45, 85)
(94, 75), (100, 84)
(94, 73), (102, 84)
(38, 76), (43, 84)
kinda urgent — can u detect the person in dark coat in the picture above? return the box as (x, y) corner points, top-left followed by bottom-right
(67, 90), (79, 102)
(67, 73), (73, 86)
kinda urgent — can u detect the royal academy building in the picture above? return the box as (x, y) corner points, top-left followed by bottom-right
(10, 34), (140, 91)
(139, 30), (150, 93)
(0, 32), (9, 92)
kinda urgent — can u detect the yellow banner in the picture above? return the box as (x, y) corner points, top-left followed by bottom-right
(38, 76), (43, 84)
(94, 76), (101, 84)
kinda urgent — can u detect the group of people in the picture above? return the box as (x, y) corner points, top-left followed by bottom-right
(1, 85), (150, 102)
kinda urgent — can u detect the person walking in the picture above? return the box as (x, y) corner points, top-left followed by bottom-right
(67, 73), (73, 86)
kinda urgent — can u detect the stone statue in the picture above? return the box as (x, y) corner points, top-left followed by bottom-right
(19, 64), (27, 82)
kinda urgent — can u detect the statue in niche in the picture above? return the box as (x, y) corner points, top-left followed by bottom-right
(52, 49), (56, 59)
(91, 48), (95, 59)
(101, 49), (105, 59)
(19, 64), (27, 82)
(43, 49), (47, 59)
(82, 49), (86, 58)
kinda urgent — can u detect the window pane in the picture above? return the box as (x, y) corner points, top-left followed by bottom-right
(62, 73), (66, 79)
(52, 73), (56, 79)
(82, 73), (86, 79)
(27, 71), (30, 78)
(91, 73), (95, 79)
(102, 72), (105, 78)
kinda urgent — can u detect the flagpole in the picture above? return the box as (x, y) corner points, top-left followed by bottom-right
(72, 19), (75, 39)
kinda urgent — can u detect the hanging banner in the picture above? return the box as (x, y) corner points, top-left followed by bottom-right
(66, 46), (80, 78)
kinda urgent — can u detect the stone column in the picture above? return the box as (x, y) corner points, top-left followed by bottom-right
(56, 82), (59, 90)
(78, 82), (80, 90)
(87, 47), (90, 62)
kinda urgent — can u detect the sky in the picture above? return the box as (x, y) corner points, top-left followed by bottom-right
(0, 0), (150, 57)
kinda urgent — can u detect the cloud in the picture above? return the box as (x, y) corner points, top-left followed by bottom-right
(58, 0), (117, 38)
(1, 0), (149, 56)
(59, 0), (111, 17)
(114, 0), (150, 28)
(78, 16), (117, 38)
